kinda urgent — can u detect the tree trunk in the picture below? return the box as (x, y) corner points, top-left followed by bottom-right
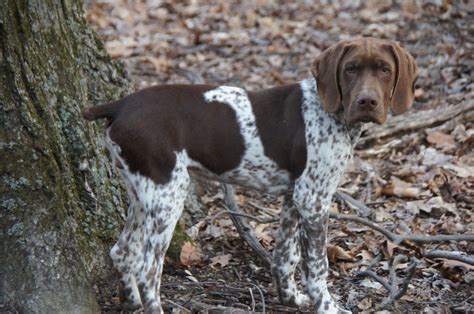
(0, 0), (132, 312)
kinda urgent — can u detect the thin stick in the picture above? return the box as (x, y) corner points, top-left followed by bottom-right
(392, 259), (418, 302)
(248, 200), (280, 216)
(357, 101), (474, 146)
(388, 255), (407, 303)
(330, 213), (474, 244)
(379, 257), (418, 309)
(355, 270), (392, 292)
(248, 287), (255, 312)
(164, 299), (191, 313)
(423, 250), (474, 265)
(222, 184), (272, 267)
(335, 191), (372, 217)
(219, 210), (279, 224)
(251, 283), (266, 314)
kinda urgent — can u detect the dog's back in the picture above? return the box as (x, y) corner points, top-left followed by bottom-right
(84, 83), (308, 192)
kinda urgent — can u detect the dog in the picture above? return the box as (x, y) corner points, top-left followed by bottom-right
(83, 37), (418, 313)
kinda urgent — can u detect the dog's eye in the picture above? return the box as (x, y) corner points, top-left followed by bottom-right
(345, 66), (357, 74)
(381, 67), (391, 75)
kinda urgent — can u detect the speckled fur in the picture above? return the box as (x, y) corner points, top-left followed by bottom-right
(107, 79), (360, 313)
(272, 79), (360, 313)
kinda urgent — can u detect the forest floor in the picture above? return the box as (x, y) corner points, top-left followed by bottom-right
(85, 1), (473, 313)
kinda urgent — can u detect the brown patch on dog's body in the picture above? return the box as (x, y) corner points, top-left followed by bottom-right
(250, 84), (307, 179)
(107, 85), (242, 184)
(107, 83), (308, 186)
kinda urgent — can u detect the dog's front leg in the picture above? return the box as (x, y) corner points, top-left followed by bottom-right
(295, 191), (350, 314)
(271, 195), (311, 308)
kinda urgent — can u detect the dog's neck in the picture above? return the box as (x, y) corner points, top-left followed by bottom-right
(303, 78), (363, 149)
(344, 119), (364, 147)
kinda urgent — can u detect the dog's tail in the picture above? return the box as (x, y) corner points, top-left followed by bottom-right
(82, 100), (124, 121)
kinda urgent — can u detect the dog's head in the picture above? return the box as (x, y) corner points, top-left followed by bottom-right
(311, 37), (419, 126)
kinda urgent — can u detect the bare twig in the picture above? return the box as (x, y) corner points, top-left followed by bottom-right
(248, 200), (280, 216)
(356, 256), (419, 310)
(219, 210), (279, 224)
(355, 270), (392, 292)
(380, 257), (418, 309)
(367, 253), (383, 269)
(335, 191), (372, 216)
(330, 213), (474, 244)
(222, 184), (272, 267)
(392, 259), (417, 302)
(423, 250), (474, 266)
(248, 287), (255, 312)
(251, 283), (266, 314)
(388, 255), (407, 302)
(164, 299), (191, 313)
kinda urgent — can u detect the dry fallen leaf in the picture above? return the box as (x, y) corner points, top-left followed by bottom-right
(414, 87), (425, 100)
(382, 177), (425, 198)
(358, 297), (372, 310)
(440, 259), (474, 271)
(426, 130), (456, 150)
(442, 163), (474, 178)
(209, 254), (232, 267)
(255, 223), (274, 247)
(360, 278), (383, 289)
(406, 196), (457, 217)
(358, 249), (374, 262)
(327, 244), (354, 263)
(180, 241), (202, 266)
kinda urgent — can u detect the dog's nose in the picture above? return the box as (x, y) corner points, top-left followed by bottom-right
(357, 96), (378, 108)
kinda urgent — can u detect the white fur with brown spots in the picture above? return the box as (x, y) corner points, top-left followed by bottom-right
(104, 79), (357, 313)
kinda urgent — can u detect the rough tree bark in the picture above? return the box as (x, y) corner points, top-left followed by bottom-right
(0, 0), (132, 312)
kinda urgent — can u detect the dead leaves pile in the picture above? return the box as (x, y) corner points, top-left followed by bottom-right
(85, 0), (473, 312)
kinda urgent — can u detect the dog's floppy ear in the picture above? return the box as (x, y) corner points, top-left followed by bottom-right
(311, 41), (351, 113)
(388, 42), (419, 115)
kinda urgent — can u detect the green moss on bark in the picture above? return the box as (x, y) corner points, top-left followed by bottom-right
(167, 223), (193, 261)
(0, 0), (131, 312)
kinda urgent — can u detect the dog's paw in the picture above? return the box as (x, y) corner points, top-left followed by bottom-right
(280, 290), (312, 308)
(294, 291), (311, 307)
(317, 299), (351, 314)
(121, 300), (142, 312)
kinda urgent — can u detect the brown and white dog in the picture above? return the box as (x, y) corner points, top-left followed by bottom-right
(83, 37), (418, 313)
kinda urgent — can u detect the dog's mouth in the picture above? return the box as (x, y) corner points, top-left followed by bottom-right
(358, 116), (375, 123)
(346, 114), (383, 126)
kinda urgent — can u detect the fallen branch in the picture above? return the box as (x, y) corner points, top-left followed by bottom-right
(222, 184), (272, 267)
(390, 258), (417, 304)
(356, 255), (419, 310)
(330, 213), (474, 245)
(423, 250), (474, 266)
(251, 283), (266, 314)
(335, 191), (372, 216)
(384, 255), (418, 308)
(355, 270), (392, 292)
(222, 192), (474, 255)
(357, 101), (474, 147)
(219, 210), (278, 224)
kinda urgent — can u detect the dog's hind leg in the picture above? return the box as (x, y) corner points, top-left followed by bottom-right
(129, 152), (190, 313)
(107, 137), (145, 309)
(110, 195), (144, 310)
